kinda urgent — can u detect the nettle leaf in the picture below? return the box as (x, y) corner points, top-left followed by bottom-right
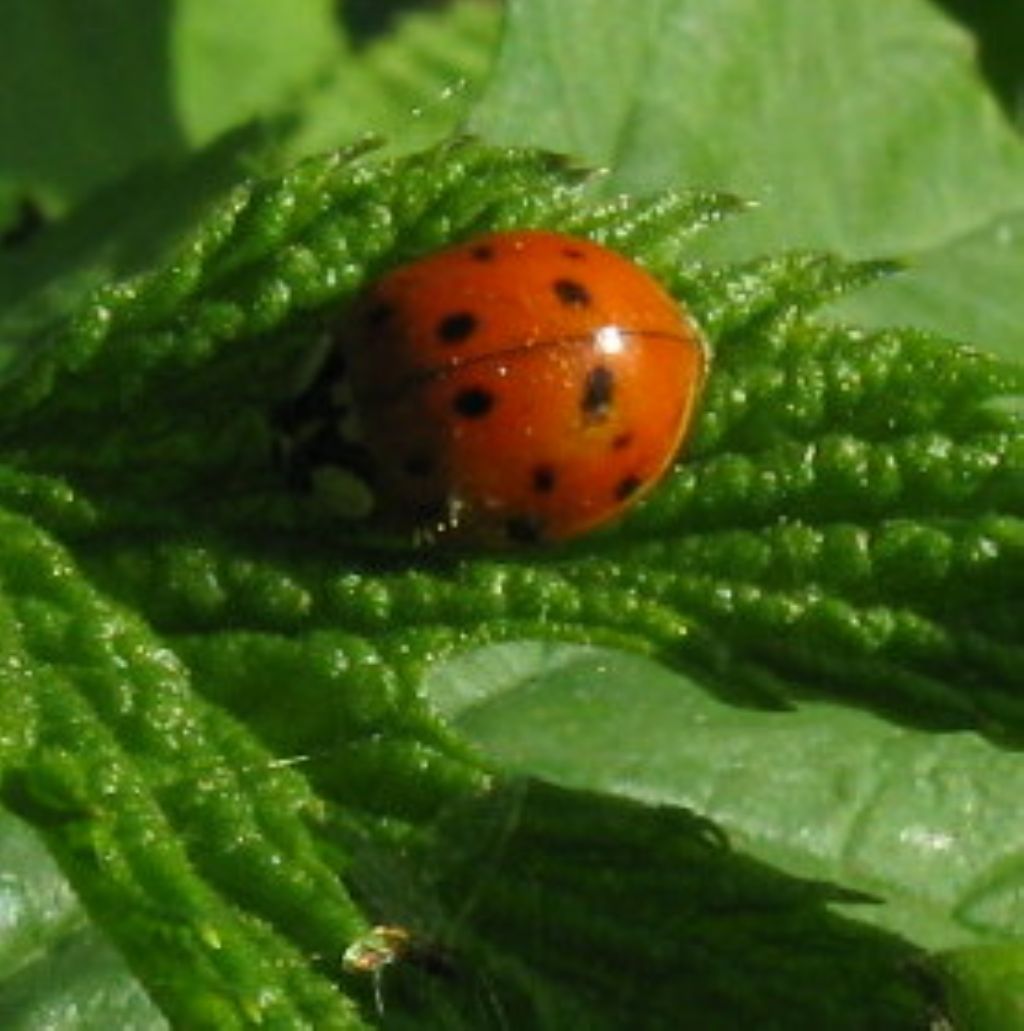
(0, 140), (1018, 1026)
(0, 509), (371, 1027)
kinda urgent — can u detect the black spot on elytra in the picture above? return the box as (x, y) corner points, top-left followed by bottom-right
(505, 514), (545, 544)
(581, 366), (614, 419)
(402, 453), (435, 478)
(437, 311), (478, 344)
(553, 278), (591, 307)
(452, 387), (495, 418)
(532, 464), (557, 494)
(562, 246), (585, 260)
(615, 475), (643, 501)
(470, 244), (495, 261)
(611, 432), (633, 451)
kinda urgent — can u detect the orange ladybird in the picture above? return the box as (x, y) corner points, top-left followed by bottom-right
(284, 230), (706, 545)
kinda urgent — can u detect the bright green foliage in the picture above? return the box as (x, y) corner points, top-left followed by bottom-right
(0, 509), (371, 1027)
(0, 0), (1021, 1023)
(0, 138), (1019, 1025)
(937, 944), (1024, 1031)
(4, 141), (1017, 730)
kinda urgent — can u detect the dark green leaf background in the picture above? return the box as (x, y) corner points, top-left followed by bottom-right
(0, 1), (1021, 1028)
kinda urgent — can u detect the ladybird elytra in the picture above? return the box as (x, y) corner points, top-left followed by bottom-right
(284, 229), (707, 545)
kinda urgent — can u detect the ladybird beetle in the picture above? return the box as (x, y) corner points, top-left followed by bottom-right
(281, 230), (706, 545)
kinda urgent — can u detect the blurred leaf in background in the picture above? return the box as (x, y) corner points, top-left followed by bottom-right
(934, 0), (1024, 128)
(470, 0), (1024, 362)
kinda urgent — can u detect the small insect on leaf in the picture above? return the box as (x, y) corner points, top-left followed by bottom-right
(342, 923), (415, 976)
(342, 923), (462, 1018)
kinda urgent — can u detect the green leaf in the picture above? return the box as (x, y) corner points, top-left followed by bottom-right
(6, 143), (1017, 733)
(0, 125), (282, 363)
(0, 1), (342, 213)
(1, 1), (1022, 1025)
(0, 2), (186, 211)
(171, 0), (342, 145)
(430, 643), (1024, 949)
(937, 944), (1024, 1031)
(835, 211), (1024, 366)
(473, 0), (1024, 254)
(0, 137), (1018, 1023)
(935, 0), (1024, 127)
(0, 508), (372, 1027)
(0, 811), (166, 1030)
(471, 0), (1024, 359)
(411, 779), (928, 1029)
(290, 0), (503, 161)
